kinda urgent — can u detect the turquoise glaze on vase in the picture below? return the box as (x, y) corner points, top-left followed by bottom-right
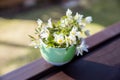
(40, 43), (76, 66)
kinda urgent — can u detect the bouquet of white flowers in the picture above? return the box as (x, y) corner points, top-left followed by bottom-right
(29, 9), (92, 56)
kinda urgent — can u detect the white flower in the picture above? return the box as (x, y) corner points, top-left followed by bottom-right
(74, 12), (83, 23)
(54, 34), (65, 45)
(70, 26), (78, 36)
(37, 19), (43, 26)
(85, 16), (92, 23)
(40, 27), (49, 40)
(76, 31), (81, 39)
(60, 19), (69, 27)
(65, 36), (70, 47)
(69, 34), (76, 45)
(65, 35), (77, 47)
(69, 27), (78, 45)
(66, 9), (72, 17)
(76, 39), (88, 56)
(40, 32), (49, 39)
(47, 18), (53, 28)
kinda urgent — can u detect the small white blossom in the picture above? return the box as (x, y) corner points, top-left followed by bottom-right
(37, 19), (43, 26)
(70, 26), (78, 36)
(76, 31), (81, 39)
(47, 18), (53, 28)
(40, 32), (49, 39)
(69, 34), (76, 45)
(65, 36), (70, 47)
(54, 34), (65, 45)
(76, 39), (88, 56)
(60, 19), (69, 27)
(85, 16), (92, 23)
(74, 12), (83, 23)
(66, 9), (72, 17)
(40, 27), (49, 40)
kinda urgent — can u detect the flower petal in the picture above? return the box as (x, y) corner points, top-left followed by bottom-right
(66, 9), (72, 17)
(85, 16), (92, 23)
(37, 19), (43, 26)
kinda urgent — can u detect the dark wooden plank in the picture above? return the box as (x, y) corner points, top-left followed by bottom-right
(47, 72), (74, 80)
(86, 22), (120, 49)
(84, 37), (120, 67)
(61, 36), (120, 80)
(1, 22), (120, 80)
(1, 59), (52, 80)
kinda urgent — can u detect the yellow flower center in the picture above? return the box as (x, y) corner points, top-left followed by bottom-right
(58, 39), (63, 44)
(71, 32), (75, 35)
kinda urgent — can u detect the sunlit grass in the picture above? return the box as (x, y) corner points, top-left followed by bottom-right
(0, 47), (40, 75)
(0, 18), (40, 75)
(87, 23), (104, 35)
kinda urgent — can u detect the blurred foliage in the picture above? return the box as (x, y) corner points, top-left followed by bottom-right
(5, 48), (40, 67)
(12, 0), (120, 26)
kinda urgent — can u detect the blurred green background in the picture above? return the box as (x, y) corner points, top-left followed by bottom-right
(0, 0), (120, 75)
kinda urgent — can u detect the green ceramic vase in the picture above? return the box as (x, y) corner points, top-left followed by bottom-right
(40, 43), (76, 66)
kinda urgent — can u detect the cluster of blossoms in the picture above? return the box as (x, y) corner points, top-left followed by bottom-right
(30, 9), (92, 56)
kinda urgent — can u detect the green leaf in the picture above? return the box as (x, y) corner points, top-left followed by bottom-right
(35, 28), (40, 34)
(28, 35), (36, 41)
